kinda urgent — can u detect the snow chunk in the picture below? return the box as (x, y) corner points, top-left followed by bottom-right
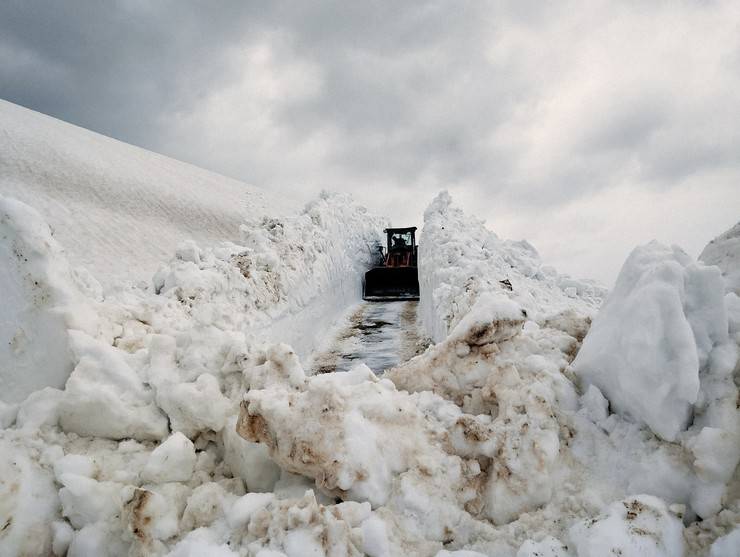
(710, 528), (740, 557)
(156, 373), (232, 437)
(0, 196), (97, 403)
(573, 241), (729, 441)
(127, 487), (182, 543)
(0, 440), (59, 556)
(59, 331), (168, 441)
(53, 454), (96, 480)
(447, 293), (526, 346)
(15, 386), (64, 430)
(237, 359), (435, 508)
(141, 432), (196, 483)
(67, 520), (130, 557)
(51, 520), (74, 556)
(248, 343), (307, 390)
(58, 473), (124, 528)
(181, 482), (230, 530)
(223, 415), (281, 492)
(361, 515), (391, 557)
(517, 536), (571, 557)
(166, 537), (238, 557)
(579, 385), (609, 424)
(228, 492), (275, 528)
(569, 495), (685, 557)
(175, 239), (202, 264)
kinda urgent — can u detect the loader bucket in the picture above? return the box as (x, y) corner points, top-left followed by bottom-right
(363, 266), (419, 301)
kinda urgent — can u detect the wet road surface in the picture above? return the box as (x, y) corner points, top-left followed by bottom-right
(311, 301), (425, 375)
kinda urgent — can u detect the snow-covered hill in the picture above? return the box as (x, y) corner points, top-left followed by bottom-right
(700, 221), (740, 296)
(0, 99), (292, 286)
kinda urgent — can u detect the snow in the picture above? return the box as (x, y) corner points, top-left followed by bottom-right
(0, 197), (97, 403)
(1, 102), (737, 557)
(700, 221), (740, 295)
(572, 241), (730, 442)
(141, 432), (196, 484)
(58, 473), (124, 529)
(0, 440), (60, 555)
(568, 495), (686, 557)
(418, 191), (605, 344)
(0, 99), (291, 286)
(228, 492), (275, 528)
(516, 536), (570, 557)
(709, 528), (740, 557)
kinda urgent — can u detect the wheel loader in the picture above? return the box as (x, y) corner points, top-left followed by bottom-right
(363, 227), (420, 301)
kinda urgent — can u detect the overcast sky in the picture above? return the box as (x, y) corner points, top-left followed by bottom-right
(2, 1), (739, 285)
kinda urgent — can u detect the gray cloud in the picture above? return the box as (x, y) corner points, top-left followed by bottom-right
(2, 0), (739, 284)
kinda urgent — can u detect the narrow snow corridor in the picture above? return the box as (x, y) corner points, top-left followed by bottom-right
(311, 301), (426, 375)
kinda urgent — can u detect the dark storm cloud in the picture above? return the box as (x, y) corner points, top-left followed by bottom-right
(2, 0), (739, 284)
(0, 1), (263, 148)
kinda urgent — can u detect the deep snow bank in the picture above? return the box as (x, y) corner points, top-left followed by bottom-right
(382, 194), (737, 553)
(418, 192), (605, 344)
(0, 191), (383, 556)
(235, 193), (739, 554)
(0, 99), (291, 286)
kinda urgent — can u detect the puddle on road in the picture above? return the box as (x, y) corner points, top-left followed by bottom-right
(311, 301), (428, 375)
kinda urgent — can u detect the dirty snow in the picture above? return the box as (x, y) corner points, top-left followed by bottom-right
(1, 102), (738, 557)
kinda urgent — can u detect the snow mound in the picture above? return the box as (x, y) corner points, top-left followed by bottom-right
(700, 221), (740, 295)
(0, 197), (98, 403)
(572, 241), (733, 442)
(238, 292), (589, 550)
(419, 191), (605, 344)
(387, 297), (568, 526)
(0, 185), (386, 555)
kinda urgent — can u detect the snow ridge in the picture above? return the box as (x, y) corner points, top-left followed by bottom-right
(419, 191), (605, 344)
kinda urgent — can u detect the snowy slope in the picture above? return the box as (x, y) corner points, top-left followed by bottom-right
(0, 99), (291, 286)
(700, 221), (740, 295)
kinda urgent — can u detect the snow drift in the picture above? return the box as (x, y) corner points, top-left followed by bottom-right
(0, 99), (290, 286)
(572, 241), (733, 442)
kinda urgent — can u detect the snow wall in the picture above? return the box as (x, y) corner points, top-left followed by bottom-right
(0, 191), (382, 406)
(418, 191), (605, 343)
(0, 190), (384, 555)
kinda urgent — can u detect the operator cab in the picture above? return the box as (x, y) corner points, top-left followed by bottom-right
(363, 227), (419, 301)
